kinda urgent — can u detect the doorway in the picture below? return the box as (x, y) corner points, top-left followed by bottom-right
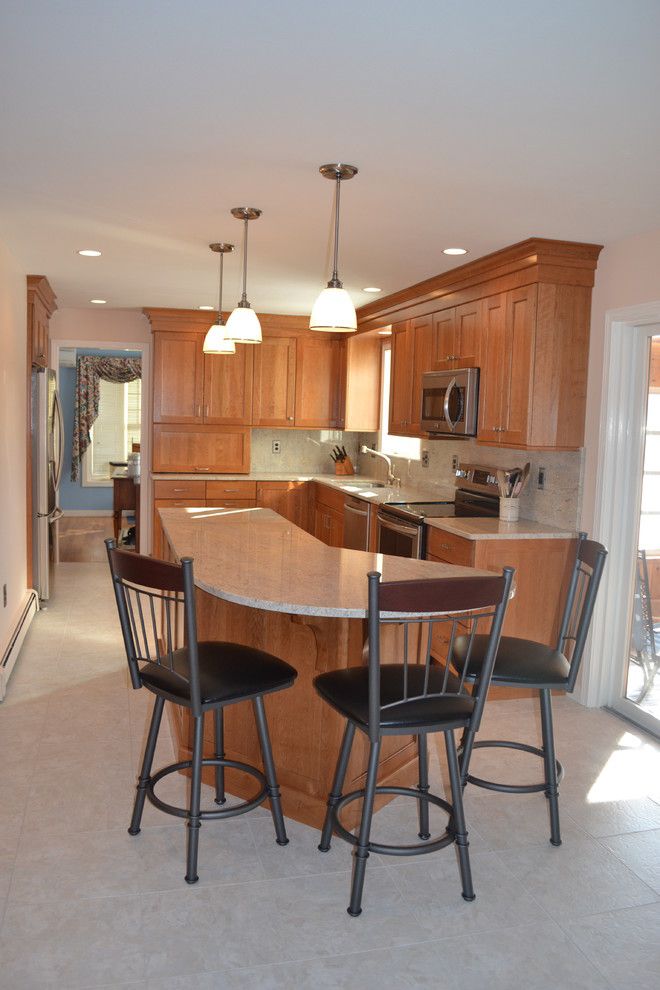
(52, 340), (150, 564)
(588, 311), (660, 739)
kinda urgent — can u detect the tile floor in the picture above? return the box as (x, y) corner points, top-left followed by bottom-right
(1, 562), (659, 989)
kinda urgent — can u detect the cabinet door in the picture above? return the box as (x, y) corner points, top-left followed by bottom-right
(454, 299), (483, 368)
(314, 504), (343, 547)
(31, 296), (49, 368)
(409, 315), (436, 435)
(295, 337), (346, 429)
(477, 293), (508, 441)
(153, 332), (204, 423)
(257, 481), (310, 531)
(252, 336), (296, 426)
(204, 346), (253, 425)
(389, 321), (414, 435)
(499, 285), (537, 446)
(433, 308), (456, 371)
(152, 424), (250, 473)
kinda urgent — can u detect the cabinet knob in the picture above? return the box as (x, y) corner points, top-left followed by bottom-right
(287, 416), (294, 421)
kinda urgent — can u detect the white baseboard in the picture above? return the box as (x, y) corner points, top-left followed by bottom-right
(61, 509), (113, 517)
(1, 590), (39, 701)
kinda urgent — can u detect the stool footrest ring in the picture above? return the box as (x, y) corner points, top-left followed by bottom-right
(146, 758), (267, 820)
(332, 785), (457, 856)
(465, 740), (564, 794)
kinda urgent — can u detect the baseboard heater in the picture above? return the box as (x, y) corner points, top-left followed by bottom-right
(0, 590), (39, 700)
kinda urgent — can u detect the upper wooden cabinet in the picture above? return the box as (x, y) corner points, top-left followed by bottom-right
(204, 346), (253, 425)
(295, 337), (345, 429)
(153, 332), (204, 423)
(27, 275), (57, 369)
(252, 336), (296, 426)
(409, 315), (435, 435)
(363, 238), (603, 450)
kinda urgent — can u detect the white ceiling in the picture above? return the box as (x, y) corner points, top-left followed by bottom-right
(1, 1), (660, 314)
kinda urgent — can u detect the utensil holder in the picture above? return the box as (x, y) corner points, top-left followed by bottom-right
(499, 497), (519, 522)
(334, 457), (354, 476)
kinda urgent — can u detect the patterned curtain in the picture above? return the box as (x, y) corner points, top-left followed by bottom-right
(71, 356), (142, 481)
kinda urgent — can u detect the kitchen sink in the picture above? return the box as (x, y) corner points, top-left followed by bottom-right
(341, 481), (387, 491)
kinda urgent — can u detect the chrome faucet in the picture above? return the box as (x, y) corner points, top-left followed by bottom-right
(360, 445), (401, 488)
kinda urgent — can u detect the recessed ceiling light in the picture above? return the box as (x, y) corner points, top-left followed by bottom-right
(198, 305), (215, 311)
(78, 249), (102, 257)
(443, 247), (468, 256)
(90, 299), (107, 304)
(363, 286), (381, 293)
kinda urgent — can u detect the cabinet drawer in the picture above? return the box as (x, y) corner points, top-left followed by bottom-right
(153, 480), (207, 499)
(206, 480), (257, 499)
(154, 498), (206, 511)
(206, 499), (257, 509)
(426, 528), (474, 566)
(314, 481), (346, 513)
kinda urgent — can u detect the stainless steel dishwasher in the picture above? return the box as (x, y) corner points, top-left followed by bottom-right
(343, 496), (370, 550)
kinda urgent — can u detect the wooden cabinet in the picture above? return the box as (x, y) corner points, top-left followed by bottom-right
(409, 315), (435, 435)
(27, 275), (57, 370)
(153, 497), (206, 557)
(313, 482), (345, 547)
(252, 336), (297, 426)
(433, 308), (457, 371)
(389, 321), (414, 435)
(257, 481), (311, 532)
(453, 299), (482, 368)
(477, 286), (537, 446)
(295, 337), (346, 429)
(152, 424), (250, 473)
(154, 332), (253, 427)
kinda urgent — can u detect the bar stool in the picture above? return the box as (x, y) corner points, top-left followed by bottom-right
(314, 567), (514, 917)
(453, 533), (607, 846)
(106, 539), (297, 883)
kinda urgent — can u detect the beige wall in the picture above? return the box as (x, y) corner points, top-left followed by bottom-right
(0, 241), (28, 653)
(50, 307), (150, 344)
(582, 227), (660, 535)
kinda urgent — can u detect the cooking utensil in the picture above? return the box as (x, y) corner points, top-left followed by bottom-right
(513, 462), (530, 497)
(496, 469), (509, 498)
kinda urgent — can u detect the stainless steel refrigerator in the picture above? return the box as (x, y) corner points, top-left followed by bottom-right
(31, 368), (63, 601)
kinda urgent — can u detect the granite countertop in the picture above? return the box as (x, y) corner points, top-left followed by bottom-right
(426, 517), (575, 541)
(158, 506), (492, 618)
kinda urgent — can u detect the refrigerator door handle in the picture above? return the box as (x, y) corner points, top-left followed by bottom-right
(53, 389), (65, 491)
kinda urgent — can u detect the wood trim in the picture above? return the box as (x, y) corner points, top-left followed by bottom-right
(356, 237), (603, 332)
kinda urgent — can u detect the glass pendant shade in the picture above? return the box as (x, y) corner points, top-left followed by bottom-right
(225, 304), (262, 344)
(309, 286), (357, 332)
(203, 321), (236, 354)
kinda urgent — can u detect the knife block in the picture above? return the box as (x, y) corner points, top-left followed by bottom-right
(334, 457), (355, 476)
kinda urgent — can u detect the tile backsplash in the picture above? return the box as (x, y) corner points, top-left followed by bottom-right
(250, 429), (361, 475)
(357, 433), (584, 532)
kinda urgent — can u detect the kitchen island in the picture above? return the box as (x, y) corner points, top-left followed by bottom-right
(158, 505), (495, 829)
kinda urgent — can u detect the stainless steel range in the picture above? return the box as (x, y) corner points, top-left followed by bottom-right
(376, 462), (508, 559)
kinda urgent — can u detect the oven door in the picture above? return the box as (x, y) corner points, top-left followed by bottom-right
(376, 510), (422, 559)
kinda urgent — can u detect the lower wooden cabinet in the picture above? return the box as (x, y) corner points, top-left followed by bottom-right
(152, 424), (250, 473)
(314, 505), (344, 547)
(256, 481), (311, 532)
(152, 497), (206, 558)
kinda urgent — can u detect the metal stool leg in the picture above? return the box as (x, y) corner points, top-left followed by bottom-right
(129, 694), (164, 836)
(348, 738), (381, 917)
(214, 708), (226, 806)
(417, 733), (431, 840)
(445, 729), (475, 901)
(539, 689), (562, 846)
(253, 696), (288, 846)
(185, 714), (204, 883)
(319, 721), (356, 852)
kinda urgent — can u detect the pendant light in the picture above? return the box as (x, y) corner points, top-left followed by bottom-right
(203, 243), (235, 354)
(310, 163), (358, 333)
(225, 207), (262, 344)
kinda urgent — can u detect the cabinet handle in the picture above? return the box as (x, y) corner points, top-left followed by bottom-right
(196, 467), (211, 471)
(197, 405), (202, 418)
(205, 405), (209, 419)
(222, 489), (239, 493)
(440, 543), (450, 550)
(287, 416), (294, 421)
(173, 488), (185, 493)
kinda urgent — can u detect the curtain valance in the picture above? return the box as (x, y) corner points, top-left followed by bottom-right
(71, 356), (142, 481)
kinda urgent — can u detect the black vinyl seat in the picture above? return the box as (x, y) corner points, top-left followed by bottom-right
(139, 641), (296, 708)
(314, 567), (514, 918)
(453, 533), (607, 847)
(106, 539), (297, 884)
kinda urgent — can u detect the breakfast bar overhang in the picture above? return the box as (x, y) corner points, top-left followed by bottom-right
(158, 505), (495, 829)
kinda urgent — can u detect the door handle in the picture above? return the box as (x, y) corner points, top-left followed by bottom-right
(53, 389), (65, 490)
(443, 377), (457, 432)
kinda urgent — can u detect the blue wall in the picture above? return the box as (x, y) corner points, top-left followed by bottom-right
(59, 348), (141, 511)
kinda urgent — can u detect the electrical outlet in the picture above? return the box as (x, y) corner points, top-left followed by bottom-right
(272, 441), (281, 454)
(2, 584), (7, 608)
(537, 466), (546, 490)
(451, 455), (459, 471)
(421, 449), (430, 468)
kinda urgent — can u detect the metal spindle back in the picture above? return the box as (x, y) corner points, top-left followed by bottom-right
(105, 539), (202, 715)
(365, 568), (514, 742)
(554, 533), (608, 692)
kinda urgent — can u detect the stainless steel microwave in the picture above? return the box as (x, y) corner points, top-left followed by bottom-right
(420, 368), (480, 436)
